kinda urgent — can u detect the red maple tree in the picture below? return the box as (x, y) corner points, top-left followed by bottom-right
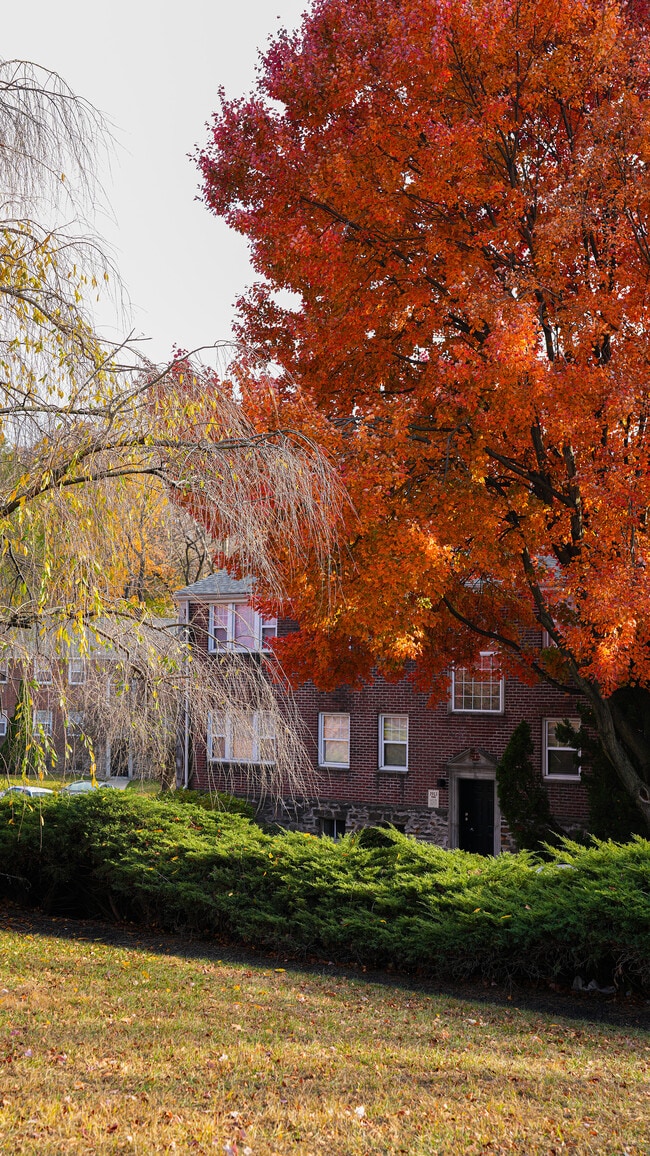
(199, 0), (650, 829)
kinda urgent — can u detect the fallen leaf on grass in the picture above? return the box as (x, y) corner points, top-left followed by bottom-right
(162, 1110), (183, 1124)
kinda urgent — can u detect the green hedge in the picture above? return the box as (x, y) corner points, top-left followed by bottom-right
(1, 792), (648, 989)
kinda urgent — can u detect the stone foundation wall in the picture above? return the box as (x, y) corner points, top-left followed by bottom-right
(256, 797), (450, 845)
(252, 797), (583, 853)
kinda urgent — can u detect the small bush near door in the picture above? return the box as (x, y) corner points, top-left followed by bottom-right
(496, 720), (559, 851)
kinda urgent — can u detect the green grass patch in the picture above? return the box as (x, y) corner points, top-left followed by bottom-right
(0, 911), (648, 1154)
(1, 775), (160, 793)
(0, 793), (649, 991)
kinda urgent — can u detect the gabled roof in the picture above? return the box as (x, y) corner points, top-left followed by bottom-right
(173, 571), (254, 601)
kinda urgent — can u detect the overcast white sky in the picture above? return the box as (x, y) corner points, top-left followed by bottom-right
(3, 0), (307, 361)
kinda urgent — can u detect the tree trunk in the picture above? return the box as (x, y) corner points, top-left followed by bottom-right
(573, 674), (650, 832)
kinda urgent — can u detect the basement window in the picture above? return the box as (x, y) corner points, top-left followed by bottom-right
(321, 818), (346, 841)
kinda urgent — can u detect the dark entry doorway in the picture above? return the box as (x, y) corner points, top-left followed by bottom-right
(458, 777), (495, 855)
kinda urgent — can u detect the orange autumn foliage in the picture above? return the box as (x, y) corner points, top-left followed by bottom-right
(199, 0), (650, 822)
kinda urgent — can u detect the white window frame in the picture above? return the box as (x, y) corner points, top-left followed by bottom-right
(208, 602), (277, 654)
(258, 614), (278, 652)
(450, 652), (504, 714)
(378, 713), (409, 772)
(207, 603), (230, 652)
(318, 712), (350, 768)
(0, 712), (7, 738)
(68, 657), (85, 685)
(33, 656), (53, 685)
(0, 656), (8, 683)
(321, 817), (346, 841)
(66, 710), (85, 738)
(543, 718), (581, 780)
(207, 710), (276, 765)
(33, 709), (53, 737)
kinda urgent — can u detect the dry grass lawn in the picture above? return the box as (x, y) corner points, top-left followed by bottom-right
(0, 908), (648, 1154)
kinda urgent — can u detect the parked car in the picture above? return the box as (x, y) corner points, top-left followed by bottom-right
(60, 780), (114, 795)
(0, 785), (55, 799)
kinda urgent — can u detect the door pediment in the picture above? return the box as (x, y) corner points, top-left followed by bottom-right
(446, 748), (497, 773)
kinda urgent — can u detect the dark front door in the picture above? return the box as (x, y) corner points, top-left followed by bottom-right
(458, 777), (495, 855)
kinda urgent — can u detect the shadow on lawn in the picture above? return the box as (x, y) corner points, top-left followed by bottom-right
(2, 899), (648, 1030)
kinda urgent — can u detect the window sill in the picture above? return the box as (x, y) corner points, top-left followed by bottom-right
(319, 763), (350, 770)
(378, 766), (409, 774)
(449, 707), (504, 716)
(208, 645), (267, 654)
(543, 773), (581, 782)
(208, 758), (276, 768)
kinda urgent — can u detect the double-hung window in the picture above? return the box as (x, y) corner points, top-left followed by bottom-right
(208, 710), (276, 764)
(318, 713), (350, 768)
(33, 709), (53, 737)
(543, 718), (581, 779)
(68, 657), (85, 685)
(260, 617), (278, 650)
(33, 656), (53, 685)
(0, 712), (7, 738)
(209, 604), (230, 649)
(451, 652), (504, 713)
(66, 711), (85, 737)
(208, 603), (277, 653)
(379, 714), (408, 771)
(0, 656), (8, 683)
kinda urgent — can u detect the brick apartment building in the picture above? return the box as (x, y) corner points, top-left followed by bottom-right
(175, 573), (588, 854)
(0, 649), (98, 776)
(0, 622), (174, 780)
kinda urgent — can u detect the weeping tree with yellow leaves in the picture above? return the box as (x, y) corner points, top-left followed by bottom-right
(0, 60), (339, 798)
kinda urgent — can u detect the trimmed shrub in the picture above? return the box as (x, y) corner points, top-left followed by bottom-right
(496, 720), (559, 850)
(0, 792), (648, 989)
(158, 789), (256, 821)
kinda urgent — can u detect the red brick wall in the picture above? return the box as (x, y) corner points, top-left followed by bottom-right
(0, 664), (81, 772)
(187, 601), (589, 830)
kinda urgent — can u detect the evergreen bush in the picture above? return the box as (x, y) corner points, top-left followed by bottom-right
(158, 789), (255, 820)
(496, 720), (559, 850)
(0, 792), (648, 990)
